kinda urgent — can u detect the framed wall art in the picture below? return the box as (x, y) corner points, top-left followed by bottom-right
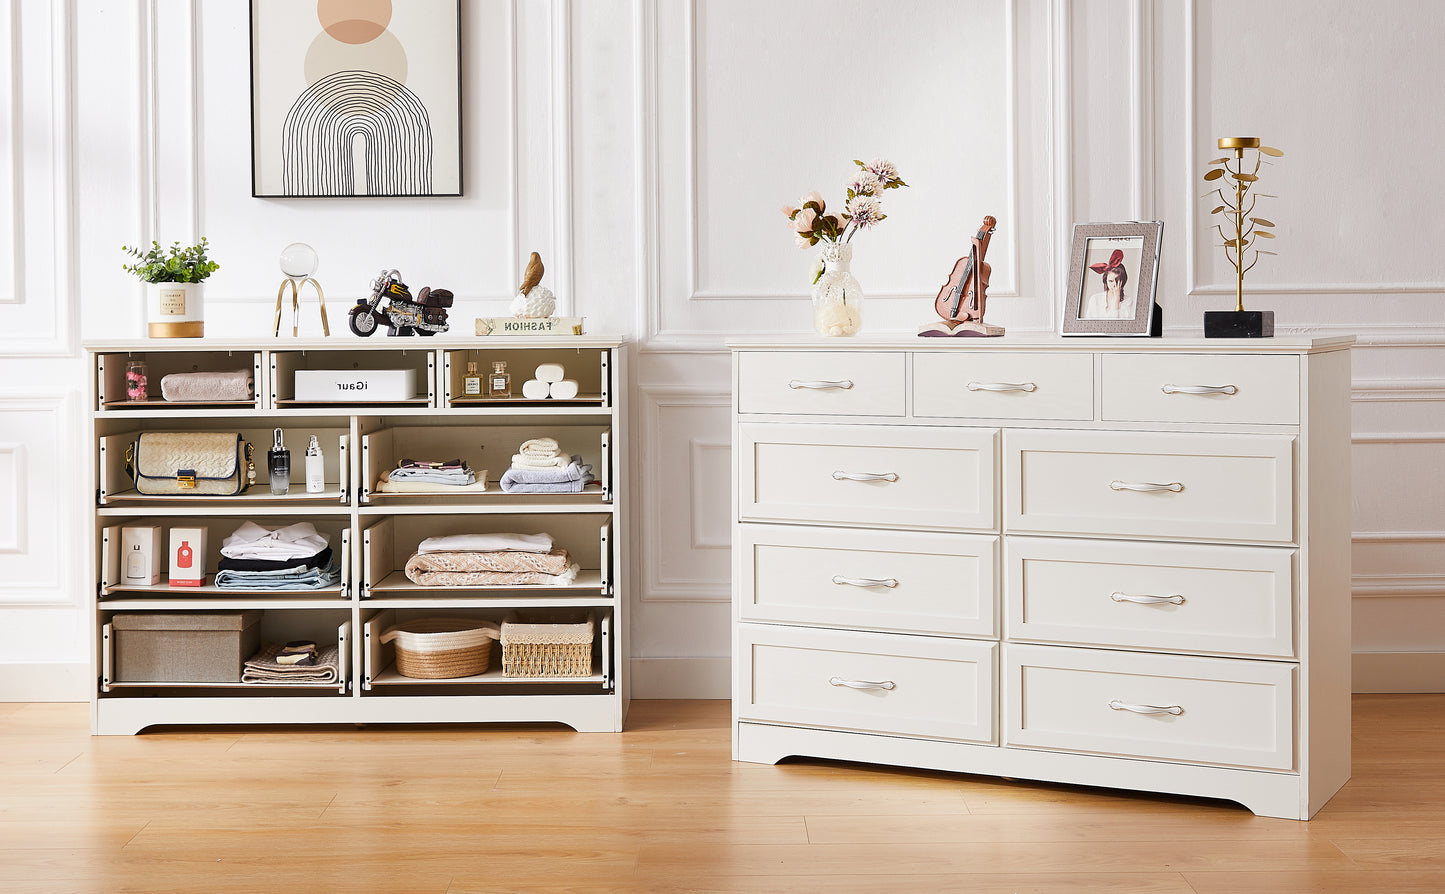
(1062, 221), (1163, 336)
(249, 0), (463, 198)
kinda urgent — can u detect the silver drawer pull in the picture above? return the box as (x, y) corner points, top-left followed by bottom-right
(829, 676), (896, 691)
(1111, 591), (1186, 605)
(966, 381), (1038, 393)
(833, 471), (899, 483)
(789, 379), (854, 390)
(1109, 699), (1183, 716)
(1110, 480), (1184, 493)
(1162, 383), (1238, 395)
(832, 575), (899, 589)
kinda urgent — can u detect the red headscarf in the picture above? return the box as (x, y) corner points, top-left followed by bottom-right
(1090, 249), (1124, 275)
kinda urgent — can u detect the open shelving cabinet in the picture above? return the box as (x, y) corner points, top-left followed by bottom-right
(86, 336), (627, 735)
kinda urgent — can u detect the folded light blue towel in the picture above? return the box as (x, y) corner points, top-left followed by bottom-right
(500, 455), (595, 493)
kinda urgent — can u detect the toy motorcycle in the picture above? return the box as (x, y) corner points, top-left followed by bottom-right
(348, 269), (453, 337)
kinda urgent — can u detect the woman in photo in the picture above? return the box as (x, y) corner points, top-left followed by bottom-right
(1082, 249), (1133, 319)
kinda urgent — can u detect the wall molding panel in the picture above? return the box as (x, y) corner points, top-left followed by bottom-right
(0, 393), (79, 604)
(0, 442), (25, 554)
(2, 0), (21, 306)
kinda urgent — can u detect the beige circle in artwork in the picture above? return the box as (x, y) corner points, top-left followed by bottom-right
(304, 28), (407, 85)
(317, 0), (392, 44)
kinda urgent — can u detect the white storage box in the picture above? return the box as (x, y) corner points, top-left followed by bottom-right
(294, 368), (418, 402)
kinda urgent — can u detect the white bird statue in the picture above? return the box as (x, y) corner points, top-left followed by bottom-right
(510, 252), (555, 318)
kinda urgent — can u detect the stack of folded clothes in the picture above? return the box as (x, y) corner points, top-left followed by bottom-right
(242, 639), (340, 684)
(403, 532), (580, 587)
(499, 437), (595, 494)
(376, 457), (488, 494)
(215, 521), (339, 590)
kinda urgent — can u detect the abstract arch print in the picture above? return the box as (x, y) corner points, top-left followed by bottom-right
(250, 0), (461, 197)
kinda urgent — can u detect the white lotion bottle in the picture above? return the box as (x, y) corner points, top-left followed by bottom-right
(305, 435), (325, 493)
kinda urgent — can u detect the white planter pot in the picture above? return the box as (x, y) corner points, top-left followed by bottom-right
(147, 282), (205, 338)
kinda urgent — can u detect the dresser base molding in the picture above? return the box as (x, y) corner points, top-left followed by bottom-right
(736, 721), (1337, 821)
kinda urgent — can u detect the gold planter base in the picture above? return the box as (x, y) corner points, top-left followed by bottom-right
(148, 321), (204, 338)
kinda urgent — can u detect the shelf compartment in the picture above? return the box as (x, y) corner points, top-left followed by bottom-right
(360, 424), (610, 503)
(361, 516), (610, 597)
(98, 430), (349, 505)
(440, 347), (610, 408)
(96, 349), (261, 411)
(102, 615), (350, 695)
(362, 609), (610, 688)
(100, 525), (350, 600)
(270, 347), (435, 407)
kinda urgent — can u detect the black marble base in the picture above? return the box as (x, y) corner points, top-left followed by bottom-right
(1204, 310), (1274, 338)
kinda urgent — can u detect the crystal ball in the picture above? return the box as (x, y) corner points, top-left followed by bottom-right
(279, 242), (319, 278)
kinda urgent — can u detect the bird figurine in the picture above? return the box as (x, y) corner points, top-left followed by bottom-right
(510, 251), (556, 318)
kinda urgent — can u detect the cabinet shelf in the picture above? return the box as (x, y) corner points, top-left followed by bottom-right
(88, 337), (626, 735)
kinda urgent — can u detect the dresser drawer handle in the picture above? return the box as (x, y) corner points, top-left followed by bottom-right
(1110, 591), (1186, 605)
(829, 676), (896, 691)
(966, 381), (1038, 393)
(1110, 480), (1184, 493)
(833, 471), (899, 483)
(1162, 383), (1238, 395)
(1109, 699), (1184, 716)
(789, 379), (854, 390)
(832, 575), (899, 589)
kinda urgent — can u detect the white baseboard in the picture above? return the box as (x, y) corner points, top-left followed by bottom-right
(630, 656), (730, 699)
(0, 662), (89, 702)
(1353, 651), (1445, 693)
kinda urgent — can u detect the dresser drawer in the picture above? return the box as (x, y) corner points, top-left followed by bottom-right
(1006, 537), (1294, 658)
(739, 625), (997, 743)
(1005, 644), (1295, 770)
(737, 351), (905, 417)
(740, 523), (997, 637)
(739, 423), (997, 531)
(1102, 354), (1300, 424)
(914, 351), (1095, 421)
(1004, 429), (1294, 543)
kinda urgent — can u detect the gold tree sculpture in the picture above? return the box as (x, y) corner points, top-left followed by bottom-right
(1204, 137), (1283, 312)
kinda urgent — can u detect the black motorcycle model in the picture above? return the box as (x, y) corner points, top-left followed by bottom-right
(348, 269), (453, 337)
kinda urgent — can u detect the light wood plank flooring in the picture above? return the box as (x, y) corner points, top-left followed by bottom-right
(1, 695), (1442, 893)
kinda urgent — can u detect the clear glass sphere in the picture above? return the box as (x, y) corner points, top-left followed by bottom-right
(279, 242), (319, 279)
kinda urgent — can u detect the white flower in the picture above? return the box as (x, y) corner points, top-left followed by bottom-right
(864, 158), (899, 182)
(846, 194), (883, 229)
(849, 170), (881, 196)
(810, 253), (825, 284)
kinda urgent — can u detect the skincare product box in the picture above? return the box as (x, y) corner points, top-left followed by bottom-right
(168, 526), (208, 588)
(121, 525), (163, 586)
(294, 368), (418, 402)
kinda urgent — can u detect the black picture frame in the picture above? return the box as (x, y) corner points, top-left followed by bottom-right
(1062, 221), (1163, 336)
(249, 0), (463, 198)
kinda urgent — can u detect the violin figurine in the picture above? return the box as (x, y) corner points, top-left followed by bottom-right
(920, 215), (1005, 337)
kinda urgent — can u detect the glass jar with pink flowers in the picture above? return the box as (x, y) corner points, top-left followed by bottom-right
(782, 158), (908, 337)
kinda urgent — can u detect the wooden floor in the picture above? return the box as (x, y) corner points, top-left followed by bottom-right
(1, 696), (1443, 893)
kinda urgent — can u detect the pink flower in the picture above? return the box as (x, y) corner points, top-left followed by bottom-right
(798, 191), (826, 212)
(781, 204), (800, 219)
(790, 207), (817, 233)
(848, 170), (881, 196)
(846, 195), (883, 229)
(864, 158), (899, 182)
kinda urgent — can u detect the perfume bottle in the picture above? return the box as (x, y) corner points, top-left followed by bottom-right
(463, 361), (482, 396)
(268, 428), (290, 495)
(488, 361), (512, 398)
(125, 359), (148, 402)
(305, 435), (325, 493)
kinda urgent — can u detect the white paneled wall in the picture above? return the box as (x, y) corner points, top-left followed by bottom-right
(1, 0), (1441, 700)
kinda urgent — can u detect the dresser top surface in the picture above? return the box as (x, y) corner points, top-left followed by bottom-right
(728, 335), (1353, 354)
(85, 335), (626, 351)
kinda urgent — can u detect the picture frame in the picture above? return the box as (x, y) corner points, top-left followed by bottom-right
(1062, 221), (1163, 336)
(249, 0), (463, 198)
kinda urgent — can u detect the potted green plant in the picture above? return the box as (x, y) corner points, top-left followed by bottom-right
(122, 237), (220, 338)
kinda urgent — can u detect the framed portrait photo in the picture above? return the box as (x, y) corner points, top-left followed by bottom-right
(1062, 221), (1163, 336)
(249, 0), (463, 198)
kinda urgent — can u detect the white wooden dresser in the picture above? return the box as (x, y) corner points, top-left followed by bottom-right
(730, 336), (1353, 819)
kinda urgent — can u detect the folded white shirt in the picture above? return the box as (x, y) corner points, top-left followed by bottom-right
(416, 532), (554, 554)
(221, 521), (330, 560)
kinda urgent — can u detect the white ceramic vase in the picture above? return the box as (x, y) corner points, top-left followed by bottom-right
(148, 282), (205, 338)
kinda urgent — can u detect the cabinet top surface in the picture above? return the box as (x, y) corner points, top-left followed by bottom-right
(728, 335), (1353, 354)
(85, 335), (626, 351)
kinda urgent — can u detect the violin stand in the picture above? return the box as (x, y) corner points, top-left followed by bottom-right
(917, 319), (1005, 337)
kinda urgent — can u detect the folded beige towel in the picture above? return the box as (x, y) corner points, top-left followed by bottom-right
(161, 369), (254, 402)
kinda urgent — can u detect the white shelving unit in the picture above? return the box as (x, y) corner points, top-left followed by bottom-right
(87, 336), (627, 735)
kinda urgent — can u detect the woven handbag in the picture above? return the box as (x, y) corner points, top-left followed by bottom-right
(126, 432), (256, 495)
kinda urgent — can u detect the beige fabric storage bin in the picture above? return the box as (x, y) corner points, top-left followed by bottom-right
(113, 611), (262, 683)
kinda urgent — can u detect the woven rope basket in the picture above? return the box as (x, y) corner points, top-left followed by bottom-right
(500, 615), (594, 677)
(380, 618), (499, 679)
